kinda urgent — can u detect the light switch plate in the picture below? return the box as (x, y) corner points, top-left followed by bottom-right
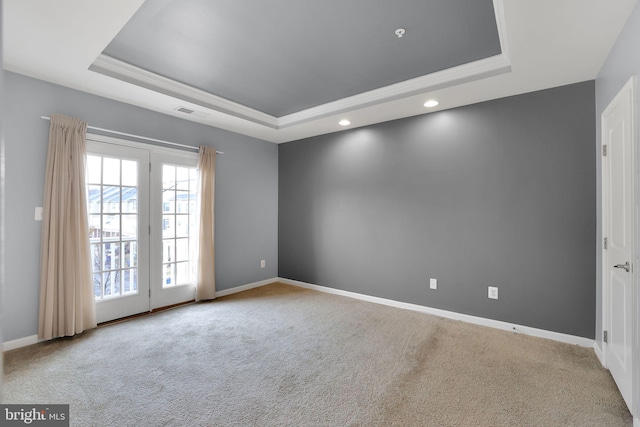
(429, 278), (437, 289)
(35, 207), (43, 221)
(488, 286), (498, 300)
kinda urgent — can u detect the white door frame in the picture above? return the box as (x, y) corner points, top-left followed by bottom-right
(600, 75), (638, 418)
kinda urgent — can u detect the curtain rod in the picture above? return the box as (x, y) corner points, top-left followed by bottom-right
(40, 116), (223, 154)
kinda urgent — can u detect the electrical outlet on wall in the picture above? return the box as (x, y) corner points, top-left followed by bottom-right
(429, 278), (437, 289)
(488, 286), (498, 300)
(260, 260), (266, 268)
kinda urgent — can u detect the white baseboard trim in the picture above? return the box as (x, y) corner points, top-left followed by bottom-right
(279, 277), (595, 348)
(215, 277), (279, 298)
(2, 277), (595, 351)
(593, 341), (606, 367)
(3, 334), (40, 352)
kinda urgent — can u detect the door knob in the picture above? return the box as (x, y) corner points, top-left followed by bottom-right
(614, 261), (630, 272)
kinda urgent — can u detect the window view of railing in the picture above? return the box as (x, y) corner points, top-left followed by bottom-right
(162, 164), (198, 288)
(87, 155), (139, 299)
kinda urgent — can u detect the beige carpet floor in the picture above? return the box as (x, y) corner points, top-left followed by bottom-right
(2, 282), (632, 426)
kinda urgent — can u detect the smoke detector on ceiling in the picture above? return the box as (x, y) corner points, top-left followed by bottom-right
(174, 106), (210, 119)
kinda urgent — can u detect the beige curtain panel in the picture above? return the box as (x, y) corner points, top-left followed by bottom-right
(197, 146), (216, 301)
(38, 114), (97, 340)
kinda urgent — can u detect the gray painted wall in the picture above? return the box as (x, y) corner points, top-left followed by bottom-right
(279, 81), (596, 338)
(2, 72), (278, 342)
(595, 1), (640, 416)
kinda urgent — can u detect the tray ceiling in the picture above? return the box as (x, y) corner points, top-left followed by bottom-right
(100, 0), (502, 117)
(3, 0), (638, 143)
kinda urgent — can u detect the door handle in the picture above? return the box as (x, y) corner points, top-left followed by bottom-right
(614, 261), (630, 272)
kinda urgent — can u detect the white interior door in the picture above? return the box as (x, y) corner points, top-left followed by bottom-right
(87, 142), (150, 324)
(602, 76), (636, 412)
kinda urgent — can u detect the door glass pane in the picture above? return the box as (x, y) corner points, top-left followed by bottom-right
(89, 215), (101, 238)
(176, 167), (189, 190)
(189, 168), (198, 191)
(163, 239), (175, 263)
(103, 157), (120, 185)
(103, 242), (118, 271)
(122, 269), (137, 293)
(122, 160), (137, 186)
(103, 272), (111, 297)
(176, 191), (189, 212)
(176, 215), (189, 238)
(107, 270), (121, 295)
(176, 238), (189, 262)
(122, 215), (137, 239)
(163, 190), (175, 213)
(93, 274), (101, 298)
(102, 186), (120, 213)
(102, 215), (119, 238)
(122, 241), (137, 268)
(91, 244), (101, 272)
(122, 187), (137, 213)
(163, 165), (175, 189)
(88, 185), (101, 213)
(176, 262), (189, 285)
(163, 263), (175, 287)
(162, 163), (198, 288)
(87, 155), (101, 184)
(163, 215), (175, 238)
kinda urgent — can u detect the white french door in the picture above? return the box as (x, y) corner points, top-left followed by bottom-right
(150, 151), (199, 310)
(87, 142), (150, 323)
(87, 136), (198, 323)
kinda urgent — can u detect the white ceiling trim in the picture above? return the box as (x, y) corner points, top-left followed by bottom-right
(91, 51), (511, 130)
(89, 54), (279, 129)
(278, 54), (511, 128)
(493, 0), (510, 63)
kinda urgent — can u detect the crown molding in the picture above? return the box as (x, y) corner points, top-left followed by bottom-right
(89, 54), (280, 129)
(278, 54), (511, 128)
(493, 0), (510, 63)
(91, 51), (511, 131)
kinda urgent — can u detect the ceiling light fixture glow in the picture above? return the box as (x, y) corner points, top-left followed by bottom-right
(339, 119), (351, 126)
(424, 100), (439, 108)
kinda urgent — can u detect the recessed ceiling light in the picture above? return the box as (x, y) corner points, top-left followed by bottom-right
(339, 119), (351, 126)
(424, 100), (439, 108)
